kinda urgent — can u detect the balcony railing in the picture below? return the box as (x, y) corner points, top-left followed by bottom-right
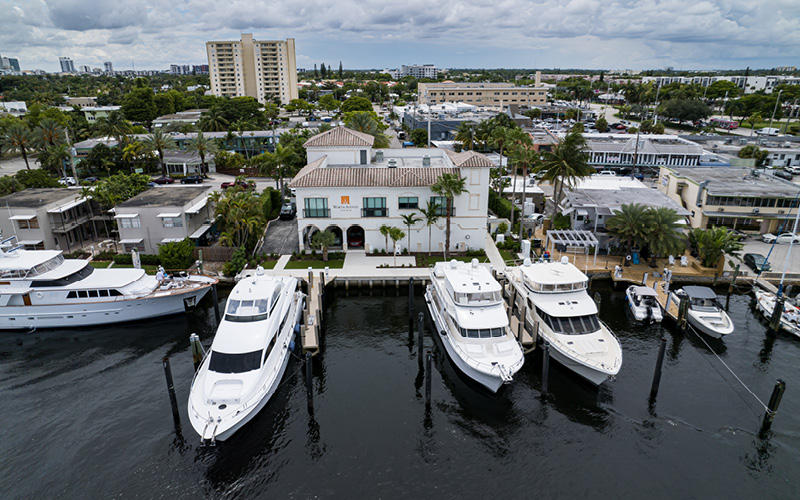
(303, 208), (330, 218)
(361, 208), (389, 217)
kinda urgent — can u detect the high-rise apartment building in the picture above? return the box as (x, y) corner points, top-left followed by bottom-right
(206, 34), (298, 105)
(104, 61), (113, 73)
(59, 57), (75, 73)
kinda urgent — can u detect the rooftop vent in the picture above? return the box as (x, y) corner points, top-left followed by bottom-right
(388, 158), (397, 168)
(375, 150), (384, 162)
(422, 155), (431, 167)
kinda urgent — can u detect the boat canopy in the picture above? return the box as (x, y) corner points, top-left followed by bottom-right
(631, 286), (658, 297)
(682, 286), (717, 300)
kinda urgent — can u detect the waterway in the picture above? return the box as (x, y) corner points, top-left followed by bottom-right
(1, 282), (799, 498)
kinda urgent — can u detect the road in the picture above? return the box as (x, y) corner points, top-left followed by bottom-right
(0, 156), (37, 177)
(260, 218), (299, 255)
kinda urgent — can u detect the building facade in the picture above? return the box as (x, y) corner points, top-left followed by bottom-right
(400, 64), (438, 79)
(290, 127), (492, 254)
(584, 134), (703, 172)
(642, 75), (800, 95)
(418, 82), (548, 108)
(59, 57), (75, 73)
(206, 34), (298, 105)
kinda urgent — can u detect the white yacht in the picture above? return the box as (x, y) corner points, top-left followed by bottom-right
(506, 257), (622, 386)
(626, 285), (663, 323)
(670, 286), (733, 338)
(425, 259), (524, 392)
(0, 236), (216, 329)
(754, 289), (800, 338)
(188, 269), (304, 443)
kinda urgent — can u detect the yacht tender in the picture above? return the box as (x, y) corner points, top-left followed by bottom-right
(425, 259), (524, 392)
(506, 257), (622, 386)
(188, 268), (304, 443)
(626, 285), (663, 323)
(0, 235), (215, 329)
(670, 286), (734, 338)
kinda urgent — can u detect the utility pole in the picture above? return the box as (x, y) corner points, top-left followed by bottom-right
(65, 129), (79, 182)
(769, 89), (784, 133)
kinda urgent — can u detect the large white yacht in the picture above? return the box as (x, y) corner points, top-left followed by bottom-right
(506, 257), (622, 386)
(0, 236), (216, 329)
(425, 259), (525, 392)
(188, 268), (304, 443)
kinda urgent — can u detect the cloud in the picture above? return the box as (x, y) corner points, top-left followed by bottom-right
(44, 0), (148, 30)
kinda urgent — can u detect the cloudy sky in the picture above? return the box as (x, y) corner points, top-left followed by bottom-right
(2, 0), (799, 73)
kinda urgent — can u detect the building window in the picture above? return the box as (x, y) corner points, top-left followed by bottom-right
(119, 216), (141, 228)
(161, 217), (183, 228)
(431, 196), (449, 216)
(362, 197), (387, 217)
(304, 198), (329, 218)
(399, 197), (419, 209)
(17, 217), (39, 229)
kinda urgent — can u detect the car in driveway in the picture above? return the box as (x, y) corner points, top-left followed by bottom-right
(761, 232), (800, 244)
(728, 229), (747, 241)
(180, 175), (204, 184)
(523, 213), (545, 224)
(279, 203), (296, 220)
(221, 179), (255, 190)
(83, 176), (100, 184)
(744, 253), (772, 273)
(772, 169), (793, 180)
(58, 176), (77, 186)
(153, 176), (175, 184)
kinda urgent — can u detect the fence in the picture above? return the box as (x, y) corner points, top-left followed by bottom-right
(193, 246), (236, 261)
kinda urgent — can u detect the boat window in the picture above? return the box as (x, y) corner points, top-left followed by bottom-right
(225, 298), (270, 322)
(536, 306), (600, 335)
(453, 290), (501, 305)
(30, 264), (94, 287)
(88, 290), (98, 298)
(78, 290), (88, 298)
(262, 336), (277, 364)
(110, 289), (123, 296)
(25, 254), (66, 278)
(209, 350), (262, 373)
(99, 290), (109, 297)
(690, 298), (718, 312)
(67, 291), (77, 299)
(458, 326), (504, 338)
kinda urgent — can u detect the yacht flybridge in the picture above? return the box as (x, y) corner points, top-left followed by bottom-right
(188, 269), (304, 443)
(0, 234), (216, 329)
(506, 257), (622, 386)
(425, 259), (524, 392)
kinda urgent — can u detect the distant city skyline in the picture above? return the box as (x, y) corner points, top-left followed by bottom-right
(1, 0), (798, 74)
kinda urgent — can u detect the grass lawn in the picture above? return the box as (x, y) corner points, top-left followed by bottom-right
(284, 259), (344, 269)
(257, 260), (278, 270)
(499, 249), (518, 263)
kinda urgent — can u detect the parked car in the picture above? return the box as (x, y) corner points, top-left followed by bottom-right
(153, 176), (176, 184)
(181, 175), (204, 184)
(761, 232), (800, 244)
(279, 203), (297, 220)
(728, 229), (747, 241)
(773, 169), (793, 180)
(523, 213), (545, 224)
(744, 253), (772, 273)
(785, 165), (800, 175)
(83, 176), (100, 183)
(221, 180), (255, 190)
(58, 176), (77, 186)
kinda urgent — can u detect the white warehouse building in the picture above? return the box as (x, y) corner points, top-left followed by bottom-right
(290, 128), (492, 254)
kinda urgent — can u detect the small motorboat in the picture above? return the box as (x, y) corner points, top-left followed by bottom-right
(626, 285), (663, 323)
(670, 286), (733, 338)
(754, 289), (800, 338)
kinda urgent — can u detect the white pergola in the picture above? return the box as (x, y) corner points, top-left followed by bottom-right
(544, 229), (601, 264)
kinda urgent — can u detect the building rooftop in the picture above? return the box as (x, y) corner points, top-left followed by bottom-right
(668, 167), (800, 197)
(117, 186), (210, 209)
(567, 186), (691, 216)
(303, 127), (374, 148)
(0, 188), (80, 208)
(583, 134), (703, 156)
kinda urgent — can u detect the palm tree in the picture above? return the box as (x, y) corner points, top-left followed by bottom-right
(454, 121), (478, 150)
(187, 131), (218, 174)
(745, 112), (763, 137)
(606, 203), (651, 267)
(345, 112), (390, 148)
(35, 119), (64, 149)
(96, 111), (132, 143)
(42, 143), (71, 177)
(400, 213), (421, 253)
(145, 129), (177, 177)
(510, 140), (539, 241)
(489, 126), (512, 174)
(538, 129), (593, 223)
(420, 201), (440, 256)
(2, 124), (34, 170)
(311, 230), (337, 262)
(199, 108), (229, 132)
(688, 226), (744, 268)
(388, 227), (406, 267)
(271, 144), (294, 192)
(431, 173), (468, 259)
(645, 207), (685, 267)
(379, 224), (391, 252)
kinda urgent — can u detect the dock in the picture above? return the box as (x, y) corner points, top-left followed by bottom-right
(500, 273), (538, 353)
(300, 270), (325, 355)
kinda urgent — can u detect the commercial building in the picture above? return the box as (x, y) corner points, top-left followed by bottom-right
(642, 75), (800, 95)
(763, 147), (800, 168)
(583, 134), (704, 172)
(290, 127), (493, 253)
(152, 109), (208, 129)
(103, 61), (113, 73)
(658, 166), (800, 232)
(115, 186), (215, 254)
(59, 57), (75, 73)
(66, 96), (98, 108)
(0, 54), (20, 74)
(206, 34), (298, 105)
(418, 81), (548, 108)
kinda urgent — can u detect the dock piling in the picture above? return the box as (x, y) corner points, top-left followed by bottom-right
(425, 351), (432, 409)
(162, 357), (180, 428)
(650, 335), (668, 400)
(518, 303), (527, 342)
(211, 284), (220, 324)
(418, 312), (424, 368)
(305, 352), (314, 414)
(678, 296), (689, 332)
(541, 342), (550, 396)
(189, 333), (204, 372)
(409, 277), (415, 319)
(770, 295), (785, 333)
(761, 379), (786, 434)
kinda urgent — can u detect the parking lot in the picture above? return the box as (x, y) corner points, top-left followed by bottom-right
(260, 218), (299, 255)
(729, 237), (800, 275)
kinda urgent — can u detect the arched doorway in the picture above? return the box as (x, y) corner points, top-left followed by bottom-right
(325, 225), (343, 249)
(302, 225), (320, 250)
(347, 225), (365, 249)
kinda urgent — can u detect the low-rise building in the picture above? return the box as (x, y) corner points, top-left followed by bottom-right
(152, 109), (208, 128)
(114, 187), (215, 254)
(658, 166), (800, 232)
(764, 147), (800, 168)
(418, 82), (548, 108)
(584, 134), (703, 172)
(290, 127), (492, 253)
(82, 106), (121, 123)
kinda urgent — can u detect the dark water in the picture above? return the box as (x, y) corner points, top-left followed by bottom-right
(1, 283), (799, 499)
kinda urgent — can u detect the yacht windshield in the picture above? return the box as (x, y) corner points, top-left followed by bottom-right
(453, 290), (502, 305)
(537, 306), (601, 335)
(458, 326), (505, 338)
(690, 298), (719, 312)
(209, 350), (262, 373)
(224, 298), (269, 322)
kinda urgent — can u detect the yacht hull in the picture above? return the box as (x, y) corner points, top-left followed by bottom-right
(544, 341), (616, 386)
(755, 289), (800, 338)
(0, 284), (212, 330)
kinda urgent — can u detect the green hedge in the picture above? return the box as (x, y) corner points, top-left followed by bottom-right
(488, 189), (516, 221)
(113, 253), (162, 265)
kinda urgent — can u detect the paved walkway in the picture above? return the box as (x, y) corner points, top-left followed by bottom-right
(274, 255), (291, 271)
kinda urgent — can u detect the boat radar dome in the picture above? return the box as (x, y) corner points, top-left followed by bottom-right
(450, 259), (459, 268)
(256, 265), (265, 276)
(523, 258), (532, 267)
(472, 258), (479, 268)
(561, 256), (569, 265)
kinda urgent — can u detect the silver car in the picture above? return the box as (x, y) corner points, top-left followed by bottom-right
(761, 232), (800, 244)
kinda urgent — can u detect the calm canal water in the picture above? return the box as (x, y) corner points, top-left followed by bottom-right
(1, 282), (799, 499)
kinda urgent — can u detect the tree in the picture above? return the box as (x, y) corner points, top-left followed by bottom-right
(158, 238), (195, 270)
(0, 176), (22, 196)
(595, 116), (609, 133)
(388, 227), (405, 267)
(639, 120), (654, 134)
(121, 86), (158, 128)
(187, 131), (218, 174)
(318, 94), (340, 112)
(311, 230), (337, 262)
(95, 111), (132, 143)
(705, 80), (739, 100)
(689, 226), (743, 268)
(344, 112), (390, 148)
(1, 123), (34, 169)
(82, 173), (151, 211)
(16, 169), (60, 188)
(341, 96), (372, 113)
(738, 145), (769, 167)
(430, 173), (468, 259)
(745, 112), (763, 136)
(35, 118), (64, 149)
(455, 121), (478, 150)
(660, 98), (712, 123)
(209, 187), (266, 251)
(38, 143), (71, 176)
(651, 122), (665, 134)
(509, 140), (539, 241)
(420, 200), (440, 256)
(537, 129), (593, 223)
(606, 203), (651, 267)
(645, 207), (685, 266)
(198, 108), (229, 132)
(410, 128), (428, 147)
(320, 63), (327, 79)
(338, 61), (343, 79)
(145, 129), (177, 177)
(400, 213), (421, 253)
(380, 224), (391, 251)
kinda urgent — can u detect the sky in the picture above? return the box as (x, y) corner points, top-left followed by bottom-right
(1, 0), (799, 73)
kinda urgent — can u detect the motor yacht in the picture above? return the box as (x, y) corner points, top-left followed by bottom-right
(670, 286), (734, 338)
(0, 235), (216, 329)
(754, 289), (800, 338)
(425, 259), (524, 392)
(188, 268), (304, 443)
(626, 285), (663, 323)
(506, 257), (622, 386)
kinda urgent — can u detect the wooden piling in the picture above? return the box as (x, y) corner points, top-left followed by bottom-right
(425, 351), (432, 409)
(678, 297), (689, 332)
(650, 335), (668, 400)
(211, 284), (220, 324)
(541, 342), (550, 396)
(418, 312), (424, 368)
(162, 357), (180, 428)
(409, 277), (415, 319)
(761, 379), (786, 433)
(770, 295), (785, 333)
(305, 352), (314, 414)
(189, 333), (203, 372)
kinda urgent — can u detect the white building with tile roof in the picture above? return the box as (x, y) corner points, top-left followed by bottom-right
(289, 127), (493, 254)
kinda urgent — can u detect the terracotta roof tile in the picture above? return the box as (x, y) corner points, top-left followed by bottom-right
(303, 127), (375, 148)
(290, 164), (459, 188)
(444, 149), (495, 167)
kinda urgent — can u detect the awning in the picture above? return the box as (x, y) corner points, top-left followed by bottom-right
(596, 207), (615, 216)
(189, 224), (213, 239)
(185, 198), (208, 214)
(119, 238), (143, 244)
(18, 239), (43, 245)
(47, 198), (86, 213)
(577, 209), (589, 216)
(561, 207), (575, 215)
(160, 238), (184, 243)
(9, 214), (36, 220)
(157, 213), (181, 218)
(683, 286), (718, 300)
(114, 213), (139, 219)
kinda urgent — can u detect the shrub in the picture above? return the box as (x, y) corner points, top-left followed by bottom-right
(157, 238), (194, 270)
(93, 250), (116, 261)
(64, 250), (90, 259)
(113, 254), (133, 264)
(223, 246), (248, 277)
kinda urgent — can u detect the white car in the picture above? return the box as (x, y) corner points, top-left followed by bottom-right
(523, 213), (545, 224)
(58, 176), (77, 186)
(761, 232), (800, 244)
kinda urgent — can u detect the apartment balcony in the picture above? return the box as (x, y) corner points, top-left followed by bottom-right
(50, 214), (90, 233)
(361, 208), (389, 218)
(303, 208), (330, 218)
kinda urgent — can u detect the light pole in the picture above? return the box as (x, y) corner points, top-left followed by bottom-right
(768, 89), (783, 133)
(653, 81), (662, 124)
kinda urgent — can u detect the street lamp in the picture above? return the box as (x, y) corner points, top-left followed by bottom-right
(768, 89), (783, 133)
